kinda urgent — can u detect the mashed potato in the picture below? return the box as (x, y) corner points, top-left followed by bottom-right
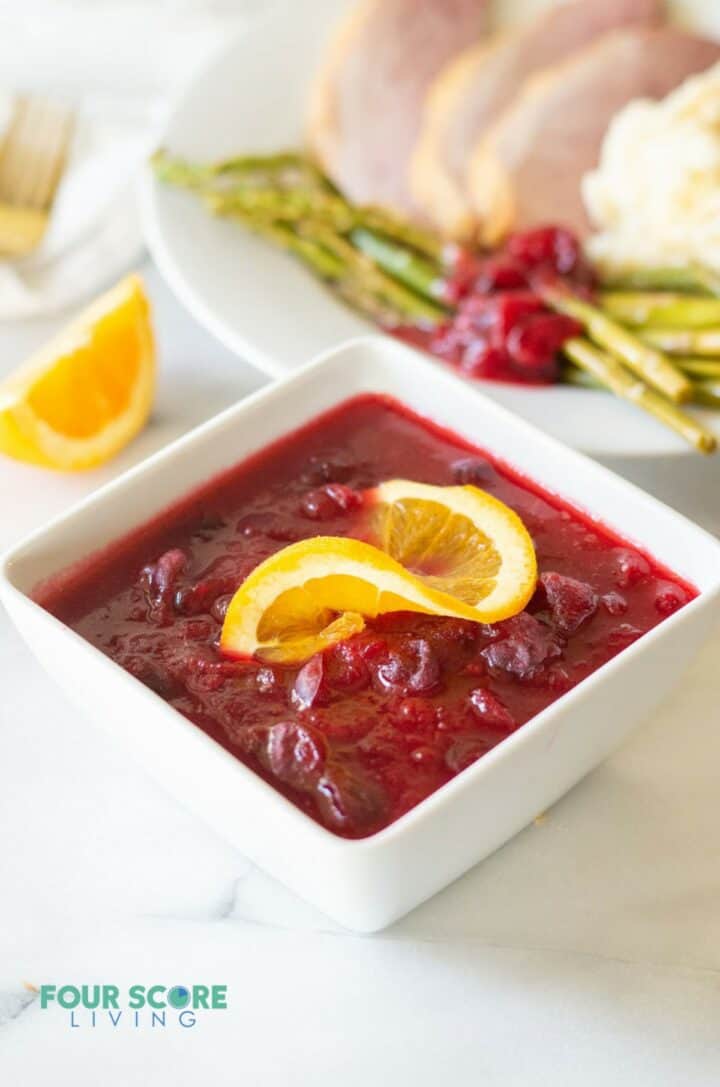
(583, 63), (720, 273)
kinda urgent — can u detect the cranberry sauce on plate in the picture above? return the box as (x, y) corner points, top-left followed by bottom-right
(37, 395), (694, 839)
(390, 226), (591, 385)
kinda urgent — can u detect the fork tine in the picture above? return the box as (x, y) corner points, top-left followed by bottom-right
(44, 104), (73, 209)
(28, 105), (73, 209)
(0, 97), (45, 206)
(18, 99), (72, 210)
(0, 94), (74, 256)
(8, 99), (43, 208)
(0, 96), (74, 209)
(0, 97), (30, 202)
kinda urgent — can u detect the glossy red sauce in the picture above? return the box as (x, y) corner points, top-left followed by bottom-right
(389, 226), (593, 385)
(37, 395), (695, 839)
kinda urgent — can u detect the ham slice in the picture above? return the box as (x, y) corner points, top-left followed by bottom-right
(469, 27), (720, 244)
(307, 0), (489, 214)
(411, 0), (663, 239)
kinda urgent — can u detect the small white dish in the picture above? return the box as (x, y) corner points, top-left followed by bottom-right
(140, 0), (720, 458)
(2, 336), (720, 932)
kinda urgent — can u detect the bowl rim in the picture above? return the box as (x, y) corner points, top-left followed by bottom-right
(3, 334), (720, 852)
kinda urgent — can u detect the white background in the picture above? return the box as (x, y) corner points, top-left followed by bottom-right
(2, 3), (720, 1084)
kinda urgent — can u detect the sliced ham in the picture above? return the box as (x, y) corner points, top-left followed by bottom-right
(411, 0), (663, 240)
(469, 26), (720, 244)
(306, 0), (489, 214)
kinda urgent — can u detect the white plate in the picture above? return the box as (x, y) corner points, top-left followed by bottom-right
(141, 0), (720, 458)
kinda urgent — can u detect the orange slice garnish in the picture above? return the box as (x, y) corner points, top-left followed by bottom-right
(221, 481), (536, 663)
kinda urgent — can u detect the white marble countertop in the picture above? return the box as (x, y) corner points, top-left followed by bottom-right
(3, 267), (720, 1084)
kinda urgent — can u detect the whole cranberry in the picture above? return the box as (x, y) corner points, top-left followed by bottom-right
(374, 638), (441, 696)
(461, 343), (513, 381)
(468, 688), (516, 732)
(540, 571), (598, 634)
(506, 314), (581, 382)
(433, 618), (480, 648)
(406, 640), (443, 693)
(654, 581), (688, 616)
(315, 765), (387, 832)
(614, 548), (650, 589)
(506, 225), (581, 276)
(395, 697), (437, 731)
(445, 735), (492, 774)
(291, 654), (328, 709)
(141, 548), (187, 617)
(473, 257), (528, 293)
(324, 483), (363, 511)
(300, 483), (362, 520)
(300, 488), (341, 520)
(325, 640), (371, 692)
(485, 291), (545, 342)
(353, 635), (389, 663)
(451, 456), (494, 486)
(175, 576), (229, 616)
(259, 721), (327, 791)
(601, 592), (628, 617)
(409, 746), (439, 768)
(301, 453), (355, 485)
(373, 652), (408, 695)
(482, 613), (563, 680)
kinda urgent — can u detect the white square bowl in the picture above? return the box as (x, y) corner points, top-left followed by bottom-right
(2, 335), (720, 932)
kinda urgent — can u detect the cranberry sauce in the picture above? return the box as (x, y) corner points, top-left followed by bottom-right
(391, 225), (593, 385)
(37, 395), (694, 839)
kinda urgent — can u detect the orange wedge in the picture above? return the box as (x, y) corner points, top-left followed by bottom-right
(221, 481), (537, 663)
(0, 274), (155, 470)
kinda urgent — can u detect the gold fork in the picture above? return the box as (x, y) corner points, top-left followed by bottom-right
(0, 95), (75, 259)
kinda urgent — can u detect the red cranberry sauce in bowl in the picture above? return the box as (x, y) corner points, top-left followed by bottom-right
(36, 395), (694, 839)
